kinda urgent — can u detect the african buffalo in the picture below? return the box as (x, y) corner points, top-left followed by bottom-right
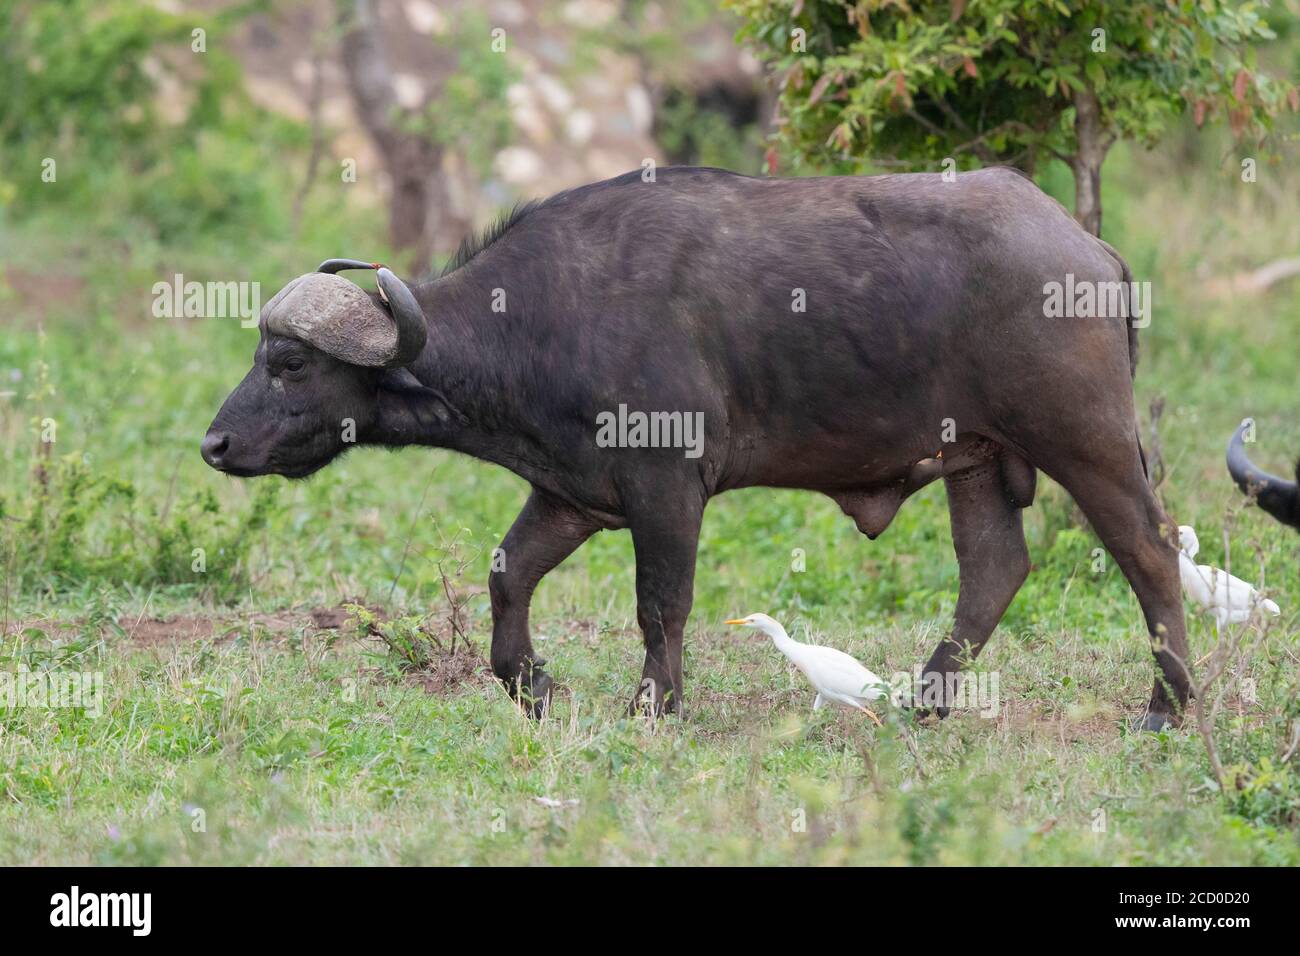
(1227, 420), (1299, 530)
(203, 166), (1188, 729)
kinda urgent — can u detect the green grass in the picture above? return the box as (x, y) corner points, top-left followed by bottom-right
(1, 133), (1298, 865)
(1, 608), (1295, 865)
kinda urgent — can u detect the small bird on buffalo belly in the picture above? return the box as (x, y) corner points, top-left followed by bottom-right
(1177, 525), (1282, 630)
(725, 613), (887, 725)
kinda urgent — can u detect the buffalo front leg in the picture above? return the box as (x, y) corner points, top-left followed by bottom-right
(627, 494), (704, 717)
(919, 456), (1030, 717)
(489, 489), (598, 717)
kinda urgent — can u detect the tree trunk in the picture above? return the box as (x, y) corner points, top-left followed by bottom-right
(1070, 88), (1108, 237)
(290, 42), (327, 236)
(337, 0), (442, 274)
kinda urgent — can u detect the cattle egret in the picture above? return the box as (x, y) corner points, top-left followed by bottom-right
(1177, 526), (1281, 629)
(725, 613), (887, 725)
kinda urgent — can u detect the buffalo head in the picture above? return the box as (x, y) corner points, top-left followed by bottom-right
(1227, 419), (1299, 530)
(201, 259), (427, 478)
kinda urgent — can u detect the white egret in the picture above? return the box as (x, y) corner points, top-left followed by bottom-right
(726, 613), (887, 725)
(1177, 526), (1281, 629)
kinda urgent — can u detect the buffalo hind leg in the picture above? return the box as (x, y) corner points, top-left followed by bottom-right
(627, 492), (704, 718)
(919, 456), (1031, 717)
(489, 489), (599, 717)
(1054, 460), (1188, 730)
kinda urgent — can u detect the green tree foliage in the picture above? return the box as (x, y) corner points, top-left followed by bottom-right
(730, 0), (1298, 234)
(423, 14), (516, 179)
(0, 0), (189, 146)
(0, 0), (301, 243)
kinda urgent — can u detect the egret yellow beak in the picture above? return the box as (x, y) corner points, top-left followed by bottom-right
(724, 619), (747, 625)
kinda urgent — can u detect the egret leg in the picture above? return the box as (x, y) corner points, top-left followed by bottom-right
(843, 698), (883, 727)
(813, 693), (825, 711)
(489, 489), (599, 718)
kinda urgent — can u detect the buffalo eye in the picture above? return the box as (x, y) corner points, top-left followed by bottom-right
(284, 357), (305, 373)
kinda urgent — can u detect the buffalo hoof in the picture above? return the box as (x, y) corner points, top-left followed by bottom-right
(902, 697), (948, 723)
(627, 680), (682, 719)
(506, 668), (552, 719)
(1134, 710), (1178, 733)
(910, 704), (949, 723)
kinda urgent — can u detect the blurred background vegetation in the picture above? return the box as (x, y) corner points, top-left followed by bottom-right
(1, 0), (1295, 622)
(0, 0), (1298, 865)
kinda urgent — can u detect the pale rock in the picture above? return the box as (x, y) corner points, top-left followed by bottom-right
(561, 0), (618, 27)
(392, 73), (426, 110)
(491, 0), (528, 26)
(495, 146), (545, 185)
(565, 109), (596, 146)
(625, 85), (654, 135)
(291, 58), (314, 88)
(534, 73), (575, 114)
(404, 0), (448, 36)
(507, 83), (552, 143)
(738, 48), (763, 76)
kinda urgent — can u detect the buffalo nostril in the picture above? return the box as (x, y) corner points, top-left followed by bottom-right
(201, 431), (230, 466)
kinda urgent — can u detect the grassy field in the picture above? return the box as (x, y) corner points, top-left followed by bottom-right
(1, 130), (1298, 864)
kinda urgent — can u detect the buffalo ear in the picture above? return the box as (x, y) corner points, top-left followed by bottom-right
(377, 366), (433, 395)
(376, 368), (467, 426)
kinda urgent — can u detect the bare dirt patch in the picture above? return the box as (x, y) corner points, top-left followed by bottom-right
(6, 604), (382, 647)
(4, 266), (88, 325)
(994, 698), (1127, 744)
(409, 648), (493, 695)
(308, 602), (388, 630)
(124, 609), (314, 645)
